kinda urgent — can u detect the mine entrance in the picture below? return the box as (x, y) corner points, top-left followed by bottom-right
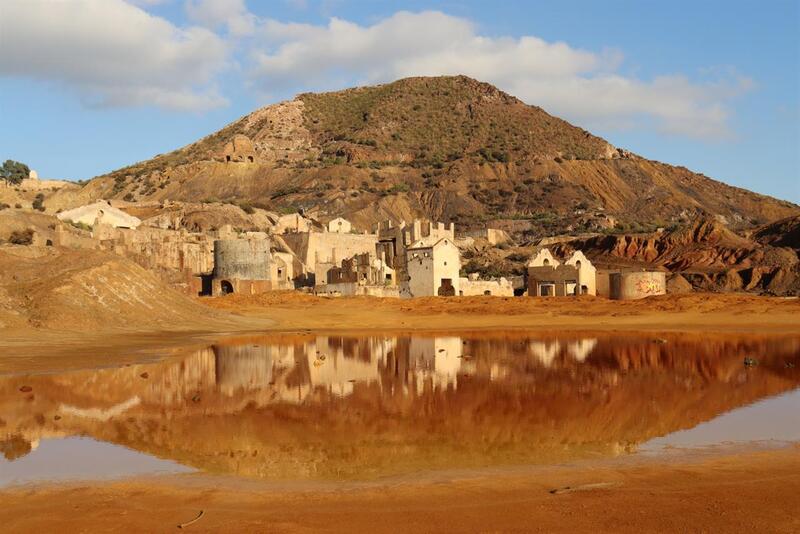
(438, 278), (455, 297)
(220, 280), (234, 294)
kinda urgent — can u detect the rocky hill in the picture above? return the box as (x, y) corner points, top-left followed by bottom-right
(75, 76), (797, 236)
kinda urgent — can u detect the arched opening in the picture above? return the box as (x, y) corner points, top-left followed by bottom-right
(543, 258), (550, 266)
(438, 278), (455, 296)
(247, 155), (254, 163)
(220, 280), (234, 294)
(576, 260), (582, 269)
(483, 290), (492, 296)
(581, 284), (588, 294)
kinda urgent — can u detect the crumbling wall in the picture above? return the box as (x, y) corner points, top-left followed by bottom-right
(213, 239), (271, 280)
(459, 277), (514, 296)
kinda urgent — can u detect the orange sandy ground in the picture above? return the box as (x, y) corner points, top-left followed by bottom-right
(2, 293), (799, 532)
(1, 448), (798, 533)
(202, 291), (800, 335)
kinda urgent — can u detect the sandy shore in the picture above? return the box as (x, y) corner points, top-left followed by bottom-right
(2, 447), (798, 533)
(1, 292), (798, 374)
(203, 292), (800, 335)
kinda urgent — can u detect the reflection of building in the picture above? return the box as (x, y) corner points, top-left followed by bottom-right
(408, 336), (465, 392)
(527, 249), (596, 296)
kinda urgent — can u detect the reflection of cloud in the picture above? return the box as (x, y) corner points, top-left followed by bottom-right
(60, 397), (141, 422)
(529, 341), (561, 367)
(567, 339), (598, 362)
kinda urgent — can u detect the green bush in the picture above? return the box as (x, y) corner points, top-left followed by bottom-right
(31, 193), (45, 212)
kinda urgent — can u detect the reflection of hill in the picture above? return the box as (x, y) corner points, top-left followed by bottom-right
(1, 334), (798, 479)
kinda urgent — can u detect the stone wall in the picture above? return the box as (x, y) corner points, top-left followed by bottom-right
(213, 239), (271, 281)
(459, 277), (514, 296)
(314, 282), (400, 298)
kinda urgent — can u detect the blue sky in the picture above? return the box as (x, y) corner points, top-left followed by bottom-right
(1, 0), (798, 203)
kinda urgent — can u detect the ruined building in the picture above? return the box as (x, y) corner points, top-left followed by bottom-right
(210, 238), (272, 296)
(221, 134), (256, 163)
(405, 237), (461, 297)
(527, 249), (597, 297)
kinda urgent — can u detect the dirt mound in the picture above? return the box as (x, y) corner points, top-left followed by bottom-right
(0, 246), (231, 332)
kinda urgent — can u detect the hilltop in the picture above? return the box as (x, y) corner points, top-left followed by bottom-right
(70, 76), (796, 236)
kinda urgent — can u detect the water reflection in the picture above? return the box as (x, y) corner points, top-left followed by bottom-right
(1, 333), (798, 483)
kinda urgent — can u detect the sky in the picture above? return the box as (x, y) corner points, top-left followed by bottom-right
(1, 0), (798, 203)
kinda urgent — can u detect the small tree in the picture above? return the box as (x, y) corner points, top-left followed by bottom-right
(0, 160), (30, 185)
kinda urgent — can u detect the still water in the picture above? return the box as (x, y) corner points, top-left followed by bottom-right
(2, 332), (799, 486)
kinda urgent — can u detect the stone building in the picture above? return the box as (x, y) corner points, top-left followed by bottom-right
(405, 237), (461, 297)
(281, 229), (380, 285)
(221, 134), (256, 163)
(326, 217), (352, 234)
(315, 250), (399, 297)
(527, 248), (597, 297)
(375, 220), (455, 276)
(210, 238), (272, 296)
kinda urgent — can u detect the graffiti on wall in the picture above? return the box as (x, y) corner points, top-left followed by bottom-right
(636, 277), (663, 295)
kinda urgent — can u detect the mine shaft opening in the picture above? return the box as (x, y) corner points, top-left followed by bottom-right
(220, 280), (234, 294)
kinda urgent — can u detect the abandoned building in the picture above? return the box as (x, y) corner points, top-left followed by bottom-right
(221, 134), (256, 163)
(315, 250), (399, 297)
(57, 201), (142, 229)
(405, 237), (461, 297)
(527, 249), (597, 297)
(210, 238), (272, 296)
(326, 217), (352, 234)
(459, 273), (514, 296)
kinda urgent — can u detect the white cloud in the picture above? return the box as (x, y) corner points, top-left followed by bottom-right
(249, 11), (751, 139)
(0, 0), (229, 111)
(185, 0), (256, 36)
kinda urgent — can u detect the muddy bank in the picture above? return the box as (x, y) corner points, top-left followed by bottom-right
(2, 448), (798, 533)
(203, 292), (800, 335)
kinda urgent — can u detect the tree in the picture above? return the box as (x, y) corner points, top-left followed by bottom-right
(0, 160), (30, 185)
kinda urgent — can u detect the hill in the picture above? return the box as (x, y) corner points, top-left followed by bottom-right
(73, 76), (797, 236)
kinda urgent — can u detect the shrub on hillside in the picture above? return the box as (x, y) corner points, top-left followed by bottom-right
(9, 229), (34, 245)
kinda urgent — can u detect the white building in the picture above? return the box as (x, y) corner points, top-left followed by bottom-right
(405, 237), (461, 297)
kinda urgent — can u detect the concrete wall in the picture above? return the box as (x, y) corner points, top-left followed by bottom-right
(609, 271), (667, 300)
(596, 271), (612, 298)
(213, 239), (271, 280)
(314, 282), (400, 298)
(459, 277), (514, 296)
(406, 238), (460, 297)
